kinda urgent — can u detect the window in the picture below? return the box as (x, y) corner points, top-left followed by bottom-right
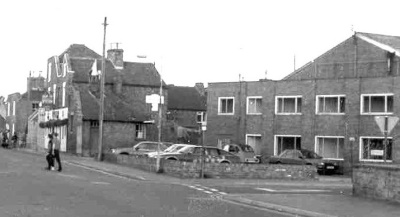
(12, 101), (15, 116)
(32, 103), (39, 112)
(53, 84), (57, 104)
(275, 96), (302, 114)
(217, 138), (231, 149)
(196, 112), (206, 123)
(246, 134), (262, 155)
(247, 96), (262, 114)
(316, 137), (344, 159)
(90, 121), (99, 128)
(360, 137), (392, 161)
(136, 124), (146, 139)
(361, 94), (393, 114)
(7, 103), (10, 116)
(62, 82), (66, 107)
(48, 62), (52, 82)
(275, 135), (301, 155)
(316, 95), (345, 114)
(12, 124), (15, 135)
(218, 97), (234, 115)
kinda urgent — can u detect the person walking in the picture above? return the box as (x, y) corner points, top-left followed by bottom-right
(46, 134), (55, 170)
(11, 132), (18, 149)
(53, 133), (62, 172)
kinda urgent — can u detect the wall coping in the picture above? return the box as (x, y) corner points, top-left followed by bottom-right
(354, 163), (400, 171)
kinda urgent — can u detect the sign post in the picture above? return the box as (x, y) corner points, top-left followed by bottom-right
(374, 116), (399, 162)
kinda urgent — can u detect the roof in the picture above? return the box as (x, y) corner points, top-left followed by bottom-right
(76, 85), (150, 122)
(59, 44), (101, 59)
(283, 32), (400, 80)
(70, 58), (165, 87)
(168, 86), (206, 111)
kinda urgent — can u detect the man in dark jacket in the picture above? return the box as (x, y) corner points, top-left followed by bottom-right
(53, 133), (62, 172)
(46, 134), (54, 170)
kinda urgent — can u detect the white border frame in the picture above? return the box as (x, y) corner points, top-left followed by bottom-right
(275, 95), (302, 115)
(359, 136), (393, 162)
(315, 95), (346, 115)
(360, 93), (394, 115)
(246, 96), (263, 115)
(314, 136), (345, 160)
(218, 97), (235, 115)
(274, 134), (301, 155)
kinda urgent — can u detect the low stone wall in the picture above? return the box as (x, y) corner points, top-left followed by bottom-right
(102, 153), (317, 180)
(353, 164), (400, 203)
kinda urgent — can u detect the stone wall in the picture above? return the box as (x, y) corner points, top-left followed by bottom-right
(353, 164), (400, 203)
(102, 153), (317, 180)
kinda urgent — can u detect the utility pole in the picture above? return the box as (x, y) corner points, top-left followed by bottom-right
(156, 61), (163, 172)
(98, 17), (108, 161)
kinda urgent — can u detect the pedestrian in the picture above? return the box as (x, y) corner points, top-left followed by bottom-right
(46, 134), (55, 171)
(53, 132), (62, 172)
(11, 132), (18, 149)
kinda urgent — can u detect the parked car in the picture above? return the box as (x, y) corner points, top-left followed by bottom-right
(222, 143), (261, 163)
(268, 149), (339, 174)
(157, 145), (241, 164)
(145, 144), (194, 158)
(110, 141), (171, 155)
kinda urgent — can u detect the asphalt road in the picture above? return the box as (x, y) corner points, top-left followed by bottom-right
(0, 149), (294, 217)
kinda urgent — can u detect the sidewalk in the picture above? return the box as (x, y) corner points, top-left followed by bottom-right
(16, 148), (400, 217)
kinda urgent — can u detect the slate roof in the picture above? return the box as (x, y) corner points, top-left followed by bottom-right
(283, 32), (400, 80)
(76, 85), (149, 122)
(168, 86), (206, 111)
(70, 58), (165, 87)
(59, 44), (101, 59)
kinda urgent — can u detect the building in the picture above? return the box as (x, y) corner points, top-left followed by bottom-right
(35, 44), (168, 156)
(164, 83), (207, 144)
(205, 32), (400, 173)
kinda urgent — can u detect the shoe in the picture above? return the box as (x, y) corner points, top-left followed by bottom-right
(51, 167), (55, 171)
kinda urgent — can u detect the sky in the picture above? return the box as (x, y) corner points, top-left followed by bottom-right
(1, 0), (400, 97)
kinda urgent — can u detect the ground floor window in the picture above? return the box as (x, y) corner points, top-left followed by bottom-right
(275, 135), (301, 155)
(246, 134), (262, 155)
(316, 136), (344, 159)
(136, 124), (146, 139)
(361, 137), (392, 161)
(217, 138), (231, 149)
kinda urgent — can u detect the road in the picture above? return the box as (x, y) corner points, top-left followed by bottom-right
(0, 149), (293, 217)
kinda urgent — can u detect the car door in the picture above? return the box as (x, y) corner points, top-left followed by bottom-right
(206, 148), (220, 163)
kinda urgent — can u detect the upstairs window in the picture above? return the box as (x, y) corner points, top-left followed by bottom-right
(275, 96), (302, 114)
(361, 94), (393, 114)
(218, 97), (234, 115)
(12, 101), (15, 116)
(32, 103), (39, 112)
(7, 103), (10, 116)
(316, 95), (345, 114)
(247, 96), (262, 114)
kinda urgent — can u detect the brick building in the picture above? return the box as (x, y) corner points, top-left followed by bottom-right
(34, 44), (168, 156)
(164, 83), (207, 144)
(205, 32), (400, 173)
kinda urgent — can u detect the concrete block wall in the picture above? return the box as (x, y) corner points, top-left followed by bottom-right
(353, 164), (400, 203)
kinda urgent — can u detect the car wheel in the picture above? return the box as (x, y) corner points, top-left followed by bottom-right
(120, 153), (129, 155)
(275, 161), (281, 164)
(166, 157), (177, 161)
(220, 161), (230, 164)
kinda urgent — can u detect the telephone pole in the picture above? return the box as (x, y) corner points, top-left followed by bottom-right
(98, 17), (108, 161)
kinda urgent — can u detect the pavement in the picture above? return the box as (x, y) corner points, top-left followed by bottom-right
(16, 148), (400, 217)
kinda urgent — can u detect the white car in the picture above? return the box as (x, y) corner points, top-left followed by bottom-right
(146, 144), (194, 158)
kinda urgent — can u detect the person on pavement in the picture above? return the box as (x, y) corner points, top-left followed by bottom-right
(53, 133), (62, 172)
(46, 134), (55, 171)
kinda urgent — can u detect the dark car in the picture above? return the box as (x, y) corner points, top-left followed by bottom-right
(159, 145), (241, 164)
(110, 141), (171, 155)
(268, 149), (338, 174)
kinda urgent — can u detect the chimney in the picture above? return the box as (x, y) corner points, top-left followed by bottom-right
(194, 83), (205, 96)
(107, 49), (124, 69)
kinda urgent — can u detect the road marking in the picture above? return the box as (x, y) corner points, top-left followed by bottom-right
(65, 161), (146, 181)
(256, 187), (331, 193)
(91, 181), (110, 185)
(203, 191), (213, 194)
(218, 192), (227, 195)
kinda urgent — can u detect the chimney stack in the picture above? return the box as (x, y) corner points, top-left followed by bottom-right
(107, 48), (124, 69)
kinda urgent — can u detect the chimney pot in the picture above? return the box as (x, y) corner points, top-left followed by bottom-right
(107, 49), (124, 69)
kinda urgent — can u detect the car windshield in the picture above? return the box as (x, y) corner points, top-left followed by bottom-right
(164, 145), (185, 153)
(242, 145), (254, 152)
(177, 146), (196, 154)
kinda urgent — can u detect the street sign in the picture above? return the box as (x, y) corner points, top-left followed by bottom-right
(374, 116), (399, 135)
